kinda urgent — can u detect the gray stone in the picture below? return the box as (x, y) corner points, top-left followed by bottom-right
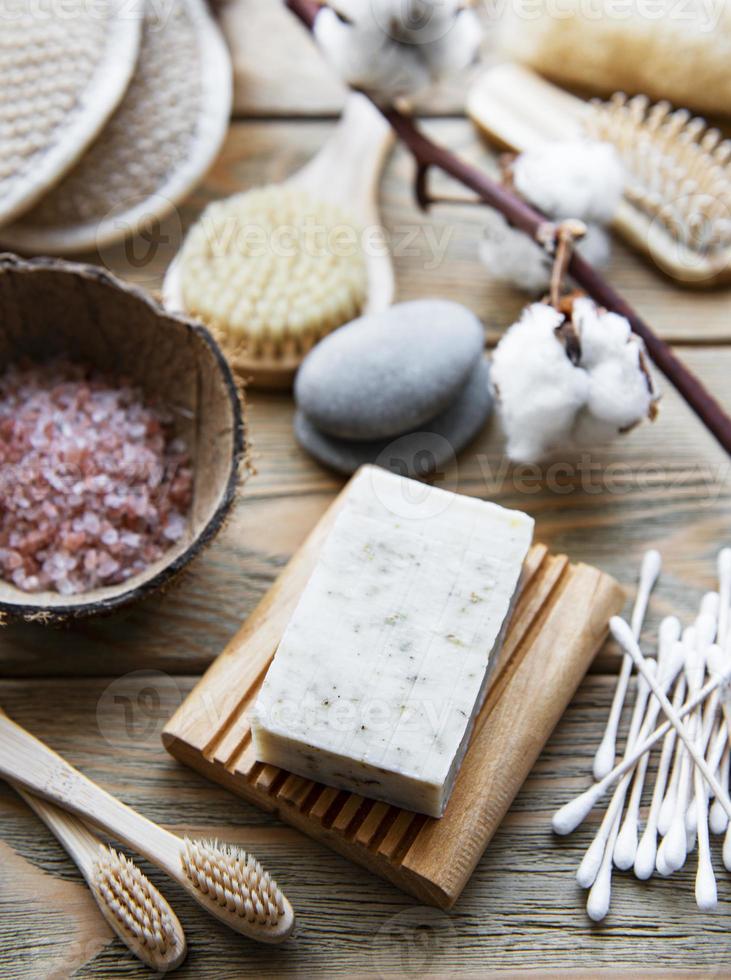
(294, 299), (485, 440)
(294, 358), (493, 477)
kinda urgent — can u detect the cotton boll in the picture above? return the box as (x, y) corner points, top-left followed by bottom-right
(314, 0), (482, 102)
(370, 0), (467, 45)
(315, 8), (431, 100)
(571, 297), (631, 366)
(490, 303), (590, 462)
(419, 6), (482, 77)
(573, 298), (657, 432)
(577, 224), (612, 271)
(479, 212), (611, 294)
(479, 211), (553, 293)
(491, 297), (657, 462)
(512, 140), (625, 224)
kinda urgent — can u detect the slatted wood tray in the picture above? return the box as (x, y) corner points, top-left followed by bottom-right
(163, 471), (625, 908)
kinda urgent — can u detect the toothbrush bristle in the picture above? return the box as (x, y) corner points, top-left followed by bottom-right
(181, 838), (286, 927)
(94, 847), (180, 953)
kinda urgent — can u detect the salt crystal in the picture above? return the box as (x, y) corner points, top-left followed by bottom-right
(163, 513), (186, 542)
(83, 513), (101, 535)
(0, 358), (194, 597)
(101, 527), (118, 547)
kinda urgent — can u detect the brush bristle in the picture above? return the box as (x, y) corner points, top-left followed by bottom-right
(181, 838), (286, 927)
(586, 93), (731, 253)
(94, 848), (180, 954)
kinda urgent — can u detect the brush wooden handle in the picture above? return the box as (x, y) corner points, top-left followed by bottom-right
(0, 712), (182, 875)
(12, 783), (188, 971)
(292, 91), (394, 214)
(15, 785), (103, 878)
(290, 91), (395, 316)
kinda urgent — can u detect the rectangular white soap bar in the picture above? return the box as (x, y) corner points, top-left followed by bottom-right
(251, 465), (534, 817)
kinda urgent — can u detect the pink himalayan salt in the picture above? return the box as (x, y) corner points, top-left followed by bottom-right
(0, 359), (194, 596)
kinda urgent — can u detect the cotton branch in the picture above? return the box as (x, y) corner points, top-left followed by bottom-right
(284, 0), (731, 457)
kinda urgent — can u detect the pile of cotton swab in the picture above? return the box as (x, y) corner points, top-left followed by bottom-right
(553, 548), (731, 920)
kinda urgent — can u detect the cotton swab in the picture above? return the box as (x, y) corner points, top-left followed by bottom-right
(552, 666), (731, 835)
(657, 672), (688, 838)
(614, 620), (682, 870)
(677, 619), (715, 840)
(687, 642), (725, 834)
(700, 551), (731, 825)
(586, 806), (622, 922)
(609, 617), (731, 819)
(693, 731), (718, 909)
(691, 603), (719, 908)
(577, 666), (653, 888)
(634, 665), (688, 879)
(593, 550), (661, 780)
(656, 640), (706, 873)
(709, 747), (730, 835)
(658, 626), (696, 836)
(724, 816), (731, 872)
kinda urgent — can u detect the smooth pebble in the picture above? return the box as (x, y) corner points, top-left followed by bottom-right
(294, 299), (485, 440)
(295, 358), (493, 477)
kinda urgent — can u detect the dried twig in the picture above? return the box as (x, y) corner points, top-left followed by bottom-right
(285, 0), (731, 457)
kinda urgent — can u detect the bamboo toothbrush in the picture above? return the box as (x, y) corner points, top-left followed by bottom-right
(14, 784), (186, 972)
(0, 711), (294, 944)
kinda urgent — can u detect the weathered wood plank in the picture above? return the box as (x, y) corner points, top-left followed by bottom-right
(0, 345), (728, 679)
(92, 118), (731, 345)
(0, 676), (729, 977)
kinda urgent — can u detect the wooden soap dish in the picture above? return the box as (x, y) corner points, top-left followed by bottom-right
(467, 63), (731, 287)
(163, 471), (624, 908)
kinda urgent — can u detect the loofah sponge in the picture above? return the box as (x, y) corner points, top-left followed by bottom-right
(498, 1), (731, 118)
(178, 186), (368, 361)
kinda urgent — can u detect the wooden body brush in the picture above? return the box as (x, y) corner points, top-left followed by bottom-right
(467, 63), (731, 287)
(14, 785), (186, 972)
(0, 711), (294, 944)
(164, 91), (395, 388)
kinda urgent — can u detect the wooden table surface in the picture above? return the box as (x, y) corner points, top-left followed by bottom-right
(2, 3), (731, 976)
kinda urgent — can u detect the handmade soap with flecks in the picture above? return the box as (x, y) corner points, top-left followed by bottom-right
(251, 465), (534, 817)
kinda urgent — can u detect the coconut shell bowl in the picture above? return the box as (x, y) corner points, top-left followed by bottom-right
(0, 253), (244, 623)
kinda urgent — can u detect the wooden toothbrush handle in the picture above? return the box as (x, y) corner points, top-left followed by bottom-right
(14, 783), (104, 877)
(0, 712), (181, 874)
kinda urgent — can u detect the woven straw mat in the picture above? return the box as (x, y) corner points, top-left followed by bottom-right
(0, 0), (142, 227)
(0, 0), (232, 254)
